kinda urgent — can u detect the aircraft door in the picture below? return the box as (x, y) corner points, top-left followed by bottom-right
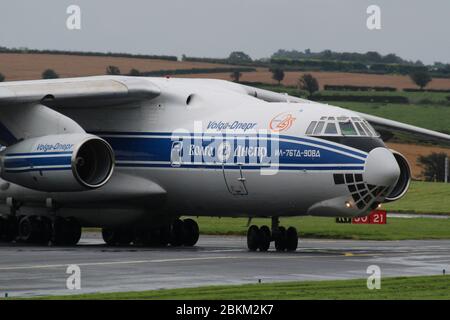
(223, 163), (248, 196)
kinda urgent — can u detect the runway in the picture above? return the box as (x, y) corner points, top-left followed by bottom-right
(0, 233), (449, 298)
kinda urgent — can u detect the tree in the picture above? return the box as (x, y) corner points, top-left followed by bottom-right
(228, 51), (252, 64)
(410, 70), (432, 90)
(230, 70), (242, 83)
(129, 68), (141, 76)
(298, 73), (319, 97)
(106, 65), (121, 75)
(0, 73), (4, 82)
(417, 152), (449, 182)
(42, 69), (59, 79)
(270, 68), (285, 85)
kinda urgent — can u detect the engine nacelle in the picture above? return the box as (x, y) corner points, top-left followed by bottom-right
(0, 134), (114, 192)
(384, 150), (411, 202)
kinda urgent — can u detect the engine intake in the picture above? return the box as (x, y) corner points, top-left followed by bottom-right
(384, 150), (411, 202)
(0, 134), (114, 192)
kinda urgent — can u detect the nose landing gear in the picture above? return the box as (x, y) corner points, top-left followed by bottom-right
(246, 217), (298, 252)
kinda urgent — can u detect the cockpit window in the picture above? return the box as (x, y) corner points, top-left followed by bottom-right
(363, 120), (379, 136)
(305, 116), (380, 137)
(313, 121), (325, 135)
(339, 122), (358, 136)
(305, 121), (317, 135)
(354, 122), (367, 136)
(325, 123), (338, 134)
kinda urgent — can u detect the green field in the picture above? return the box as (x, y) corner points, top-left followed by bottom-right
(196, 215), (450, 240)
(319, 90), (450, 104)
(384, 181), (450, 214)
(334, 102), (450, 133)
(29, 275), (450, 300)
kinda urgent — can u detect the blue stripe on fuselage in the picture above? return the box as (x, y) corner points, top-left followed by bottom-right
(92, 131), (367, 159)
(4, 156), (72, 169)
(93, 131), (366, 168)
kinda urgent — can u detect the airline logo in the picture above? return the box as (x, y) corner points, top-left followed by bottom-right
(269, 113), (296, 132)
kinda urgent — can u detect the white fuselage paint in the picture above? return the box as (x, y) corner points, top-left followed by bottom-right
(0, 78), (394, 227)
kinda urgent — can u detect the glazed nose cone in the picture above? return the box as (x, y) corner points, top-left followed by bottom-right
(364, 147), (400, 187)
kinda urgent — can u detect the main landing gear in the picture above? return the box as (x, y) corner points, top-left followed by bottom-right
(101, 218), (200, 247)
(0, 215), (82, 246)
(247, 217), (298, 252)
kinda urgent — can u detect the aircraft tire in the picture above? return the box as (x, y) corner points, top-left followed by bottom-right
(134, 229), (152, 246)
(0, 215), (18, 242)
(247, 225), (260, 251)
(18, 216), (41, 243)
(258, 225), (271, 252)
(274, 226), (287, 251)
(169, 219), (184, 247)
(102, 228), (118, 246)
(64, 217), (82, 246)
(53, 217), (70, 246)
(115, 229), (133, 246)
(52, 217), (81, 246)
(157, 225), (171, 246)
(182, 219), (199, 246)
(38, 216), (53, 245)
(285, 226), (298, 252)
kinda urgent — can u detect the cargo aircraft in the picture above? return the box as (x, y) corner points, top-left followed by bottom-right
(0, 76), (448, 251)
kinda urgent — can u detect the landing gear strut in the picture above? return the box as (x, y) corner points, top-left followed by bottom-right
(246, 217), (298, 252)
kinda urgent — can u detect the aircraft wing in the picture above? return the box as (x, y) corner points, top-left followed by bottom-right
(0, 76), (161, 145)
(0, 76), (160, 108)
(356, 112), (450, 145)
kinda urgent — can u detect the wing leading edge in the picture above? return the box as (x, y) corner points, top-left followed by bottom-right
(0, 76), (160, 108)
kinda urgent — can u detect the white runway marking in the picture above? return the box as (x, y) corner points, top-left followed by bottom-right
(0, 256), (239, 271)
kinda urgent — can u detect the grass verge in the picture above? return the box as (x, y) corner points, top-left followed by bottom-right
(28, 275), (450, 300)
(195, 215), (450, 240)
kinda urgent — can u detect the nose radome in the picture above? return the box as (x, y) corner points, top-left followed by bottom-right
(364, 147), (400, 187)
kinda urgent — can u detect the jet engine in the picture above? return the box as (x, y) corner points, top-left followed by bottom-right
(0, 134), (114, 192)
(384, 150), (411, 202)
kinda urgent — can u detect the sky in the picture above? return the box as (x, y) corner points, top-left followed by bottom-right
(0, 0), (448, 64)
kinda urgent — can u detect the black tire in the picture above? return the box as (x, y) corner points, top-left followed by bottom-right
(182, 219), (199, 246)
(134, 228), (152, 246)
(64, 218), (82, 246)
(52, 217), (69, 246)
(0, 216), (5, 240)
(0, 215), (17, 242)
(157, 225), (170, 247)
(258, 225), (271, 252)
(18, 216), (40, 243)
(102, 228), (117, 246)
(247, 225), (260, 251)
(38, 216), (53, 244)
(285, 227), (298, 252)
(274, 226), (287, 251)
(116, 229), (133, 246)
(169, 219), (184, 247)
